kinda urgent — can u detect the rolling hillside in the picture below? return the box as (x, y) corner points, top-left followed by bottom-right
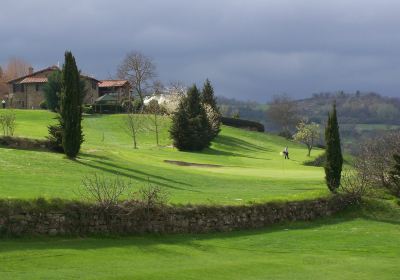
(0, 110), (327, 204)
(1, 110), (399, 280)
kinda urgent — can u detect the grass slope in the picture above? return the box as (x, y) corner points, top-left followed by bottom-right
(0, 200), (399, 280)
(0, 110), (327, 204)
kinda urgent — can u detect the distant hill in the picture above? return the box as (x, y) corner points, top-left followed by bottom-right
(217, 92), (400, 153)
(296, 92), (400, 125)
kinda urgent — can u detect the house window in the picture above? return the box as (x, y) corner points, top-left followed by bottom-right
(36, 84), (40, 91)
(13, 83), (24, 92)
(91, 80), (97, 90)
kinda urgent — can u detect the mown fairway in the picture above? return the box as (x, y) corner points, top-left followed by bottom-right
(1, 110), (399, 279)
(0, 110), (327, 204)
(0, 200), (399, 280)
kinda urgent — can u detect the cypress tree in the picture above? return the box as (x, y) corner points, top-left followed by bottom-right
(170, 85), (211, 151)
(60, 51), (84, 158)
(324, 102), (343, 192)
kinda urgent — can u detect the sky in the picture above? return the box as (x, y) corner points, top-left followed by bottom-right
(1, 0), (400, 101)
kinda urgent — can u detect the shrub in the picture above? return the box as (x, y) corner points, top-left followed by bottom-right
(79, 174), (133, 208)
(340, 170), (369, 198)
(138, 182), (169, 209)
(47, 120), (64, 152)
(389, 154), (400, 197)
(304, 153), (326, 167)
(39, 100), (48, 110)
(83, 105), (93, 114)
(132, 99), (143, 112)
(0, 110), (16, 136)
(278, 130), (292, 139)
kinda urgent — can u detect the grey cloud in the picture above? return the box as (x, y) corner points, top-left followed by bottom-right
(1, 0), (400, 101)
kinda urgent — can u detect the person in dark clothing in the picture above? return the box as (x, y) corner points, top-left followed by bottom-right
(283, 146), (289, 159)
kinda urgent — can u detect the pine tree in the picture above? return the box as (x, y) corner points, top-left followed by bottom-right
(201, 79), (221, 140)
(324, 102), (343, 192)
(60, 51), (84, 158)
(201, 79), (218, 110)
(170, 85), (211, 151)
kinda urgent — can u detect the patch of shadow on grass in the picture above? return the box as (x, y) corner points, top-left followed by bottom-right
(0, 208), (364, 254)
(75, 159), (198, 193)
(214, 135), (273, 153)
(79, 152), (110, 161)
(1, 201), (399, 254)
(89, 158), (193, 188)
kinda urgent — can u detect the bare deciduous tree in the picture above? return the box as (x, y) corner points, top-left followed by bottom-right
(168, 80), (187, 96)
(124, 110), (145, 149)
(152, 80), (164, 95)
(355, 131), (400, 190)
(266, 94), (299, 134)
(0, 66), (7, 99)
(117, 51), (157, 106)
(138, 182), (169, 209)
(79, 174), (132, 208)
(4, 57), (32, 79)
(145, 100), (168, 146)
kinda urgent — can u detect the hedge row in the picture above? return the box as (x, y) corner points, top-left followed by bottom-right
(0, 136), (53, 151)
(221, 117), (265, 132)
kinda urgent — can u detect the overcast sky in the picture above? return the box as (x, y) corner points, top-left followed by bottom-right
(1, 0), (400, 101)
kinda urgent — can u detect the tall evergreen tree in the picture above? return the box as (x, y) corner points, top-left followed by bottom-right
(201, 79), (218, 110)
(60, 51), (84, 158)
(43, 70), (62, 112)
(201, 79), (221, 140)
(170, 85), (211, 151)
(324, 102), (343, 192)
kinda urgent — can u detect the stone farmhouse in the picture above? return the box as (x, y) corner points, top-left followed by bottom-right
(6, 66), (130, 109)
(98, 80), (131, 104)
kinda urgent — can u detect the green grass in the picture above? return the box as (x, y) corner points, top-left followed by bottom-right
(0, 110), (328, 204)
(1, 110), (399, 279)
(0, 199), (399, 280)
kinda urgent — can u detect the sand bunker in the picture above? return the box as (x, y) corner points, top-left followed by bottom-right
(164, 160), (223, 168)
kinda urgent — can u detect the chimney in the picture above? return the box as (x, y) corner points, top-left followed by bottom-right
(28, 67), (34, 75)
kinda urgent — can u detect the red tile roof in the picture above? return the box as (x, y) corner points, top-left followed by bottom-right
(99, 80), (129, 88)
(19, 77), (48, 84)
(7, 66), (59, 83)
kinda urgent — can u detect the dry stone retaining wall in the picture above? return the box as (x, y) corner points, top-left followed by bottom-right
(0, 194), (358, 236)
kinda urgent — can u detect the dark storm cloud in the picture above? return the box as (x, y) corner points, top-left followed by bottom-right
(1, 0), (400, 101)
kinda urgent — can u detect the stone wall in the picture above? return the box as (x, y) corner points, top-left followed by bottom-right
(0, 194), (359, 236)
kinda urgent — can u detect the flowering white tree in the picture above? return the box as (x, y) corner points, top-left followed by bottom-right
(293, 121), (320, 156)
